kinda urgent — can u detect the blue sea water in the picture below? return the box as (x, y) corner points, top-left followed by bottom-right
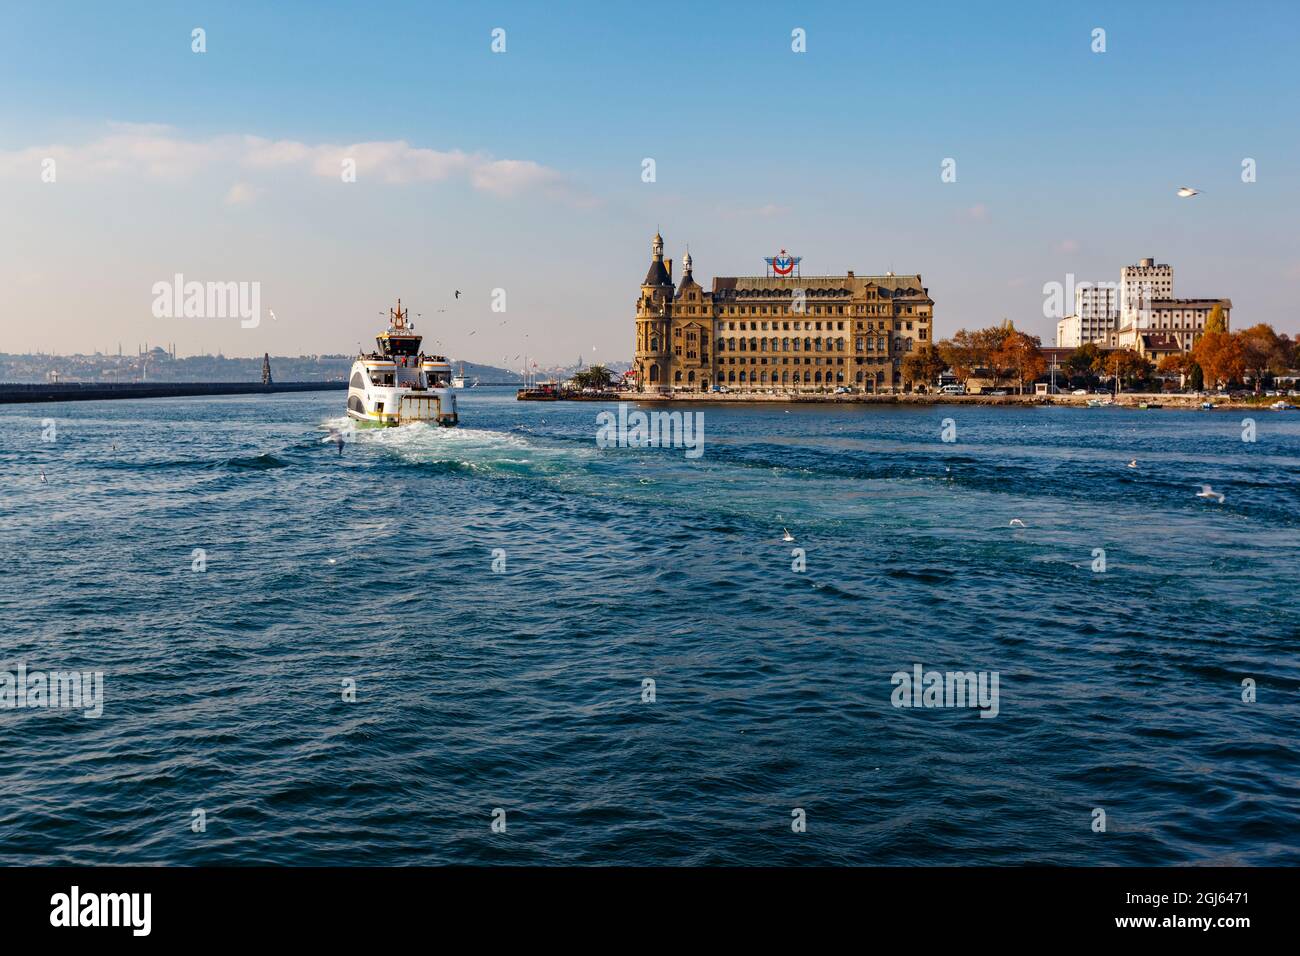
(1, 389), (1298, 865)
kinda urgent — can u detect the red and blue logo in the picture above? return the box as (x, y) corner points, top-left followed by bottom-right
(765, 249), (801, 276)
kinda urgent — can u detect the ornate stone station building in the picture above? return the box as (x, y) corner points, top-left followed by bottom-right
(633, 233), (934, 393)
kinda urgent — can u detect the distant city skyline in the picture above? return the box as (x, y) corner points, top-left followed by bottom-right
(2, 0), (1298, 360)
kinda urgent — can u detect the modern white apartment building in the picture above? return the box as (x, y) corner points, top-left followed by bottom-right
(1057, 283), (1121, 347)
(1120, 257), (1174, 327)
(1056, 315), (1081, 348)
(1077, 283), (1120, 338)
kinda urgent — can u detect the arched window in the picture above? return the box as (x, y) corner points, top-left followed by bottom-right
(739, 370), (747, 383)
(728, 370), (736, 383)
(674, 370), (682, 383)
(649, 365), (659, 383)
(349, 371), (365, 389)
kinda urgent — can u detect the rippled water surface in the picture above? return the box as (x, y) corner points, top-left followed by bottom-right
(2, 390), (1298, 865)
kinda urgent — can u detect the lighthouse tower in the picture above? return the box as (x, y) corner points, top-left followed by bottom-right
(261, 353), (273, 385)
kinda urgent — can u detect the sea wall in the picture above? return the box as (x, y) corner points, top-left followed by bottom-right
(0, 381), (347, 405)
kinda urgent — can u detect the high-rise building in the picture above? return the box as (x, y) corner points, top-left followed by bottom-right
(1120, 257), (1174, 327)
(633, 233), (934, 393)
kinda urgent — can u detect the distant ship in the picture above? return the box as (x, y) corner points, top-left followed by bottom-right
(346, 299), (458, 426)
(452, 362), (467, 389)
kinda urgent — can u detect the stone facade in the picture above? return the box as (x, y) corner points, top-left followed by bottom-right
(633, 233), (934, 393)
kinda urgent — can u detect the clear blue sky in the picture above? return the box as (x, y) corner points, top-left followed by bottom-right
(2, 0), (1297, 360)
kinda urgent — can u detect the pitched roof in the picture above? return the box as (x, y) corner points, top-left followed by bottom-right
(643, 259), (671, 286)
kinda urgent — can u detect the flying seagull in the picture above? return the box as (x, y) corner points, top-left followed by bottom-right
(1176, 186), (1200, 198)
(1009, 518), (1026, 528)
(454, 290), (462, 298)
(1196, 484), (1225, 503)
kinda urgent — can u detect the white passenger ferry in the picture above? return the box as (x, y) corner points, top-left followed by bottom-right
(346, 299), (458, 426)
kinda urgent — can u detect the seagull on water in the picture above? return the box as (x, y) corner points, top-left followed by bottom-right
(40, 469), (47, 483)
(1009, 518), (1026, 528)
(1196, 484), (1225, 503)
(1176, 186), (1201, 198)
(782, 527), (795, 543)
(1127, 460), (1137, 468)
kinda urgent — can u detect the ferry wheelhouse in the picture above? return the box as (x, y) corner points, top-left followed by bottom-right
(347, 299), (458, 426)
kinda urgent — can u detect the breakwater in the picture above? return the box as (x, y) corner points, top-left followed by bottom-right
(0, 381), (347, 405)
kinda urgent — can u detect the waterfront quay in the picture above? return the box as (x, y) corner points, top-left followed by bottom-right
(620, 390), (1274, 410)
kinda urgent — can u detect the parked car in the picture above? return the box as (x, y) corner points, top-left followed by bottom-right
(988, 390), (1008, 396)
(1071, 388), (1088, 395)
(716, 385), (729, 393)
(939, 384), (966, 395)
(833, 386), (848, 394)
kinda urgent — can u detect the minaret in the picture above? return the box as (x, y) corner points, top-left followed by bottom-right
(261, 353), (273, 385)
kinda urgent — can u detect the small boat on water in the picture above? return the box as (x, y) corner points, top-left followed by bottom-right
(346, 299), (458, 426)
(1138, 402), (1163, 409)
(1201, 401), (1216, 409)
(1086, 399), (1103, 408)
(1270, 400), (1296, 410)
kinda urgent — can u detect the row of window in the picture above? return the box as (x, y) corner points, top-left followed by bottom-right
(720, 336), (846, 353)
(724, 356), (846, 366)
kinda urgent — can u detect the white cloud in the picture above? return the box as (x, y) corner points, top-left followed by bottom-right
(0, 124), (578, 201)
